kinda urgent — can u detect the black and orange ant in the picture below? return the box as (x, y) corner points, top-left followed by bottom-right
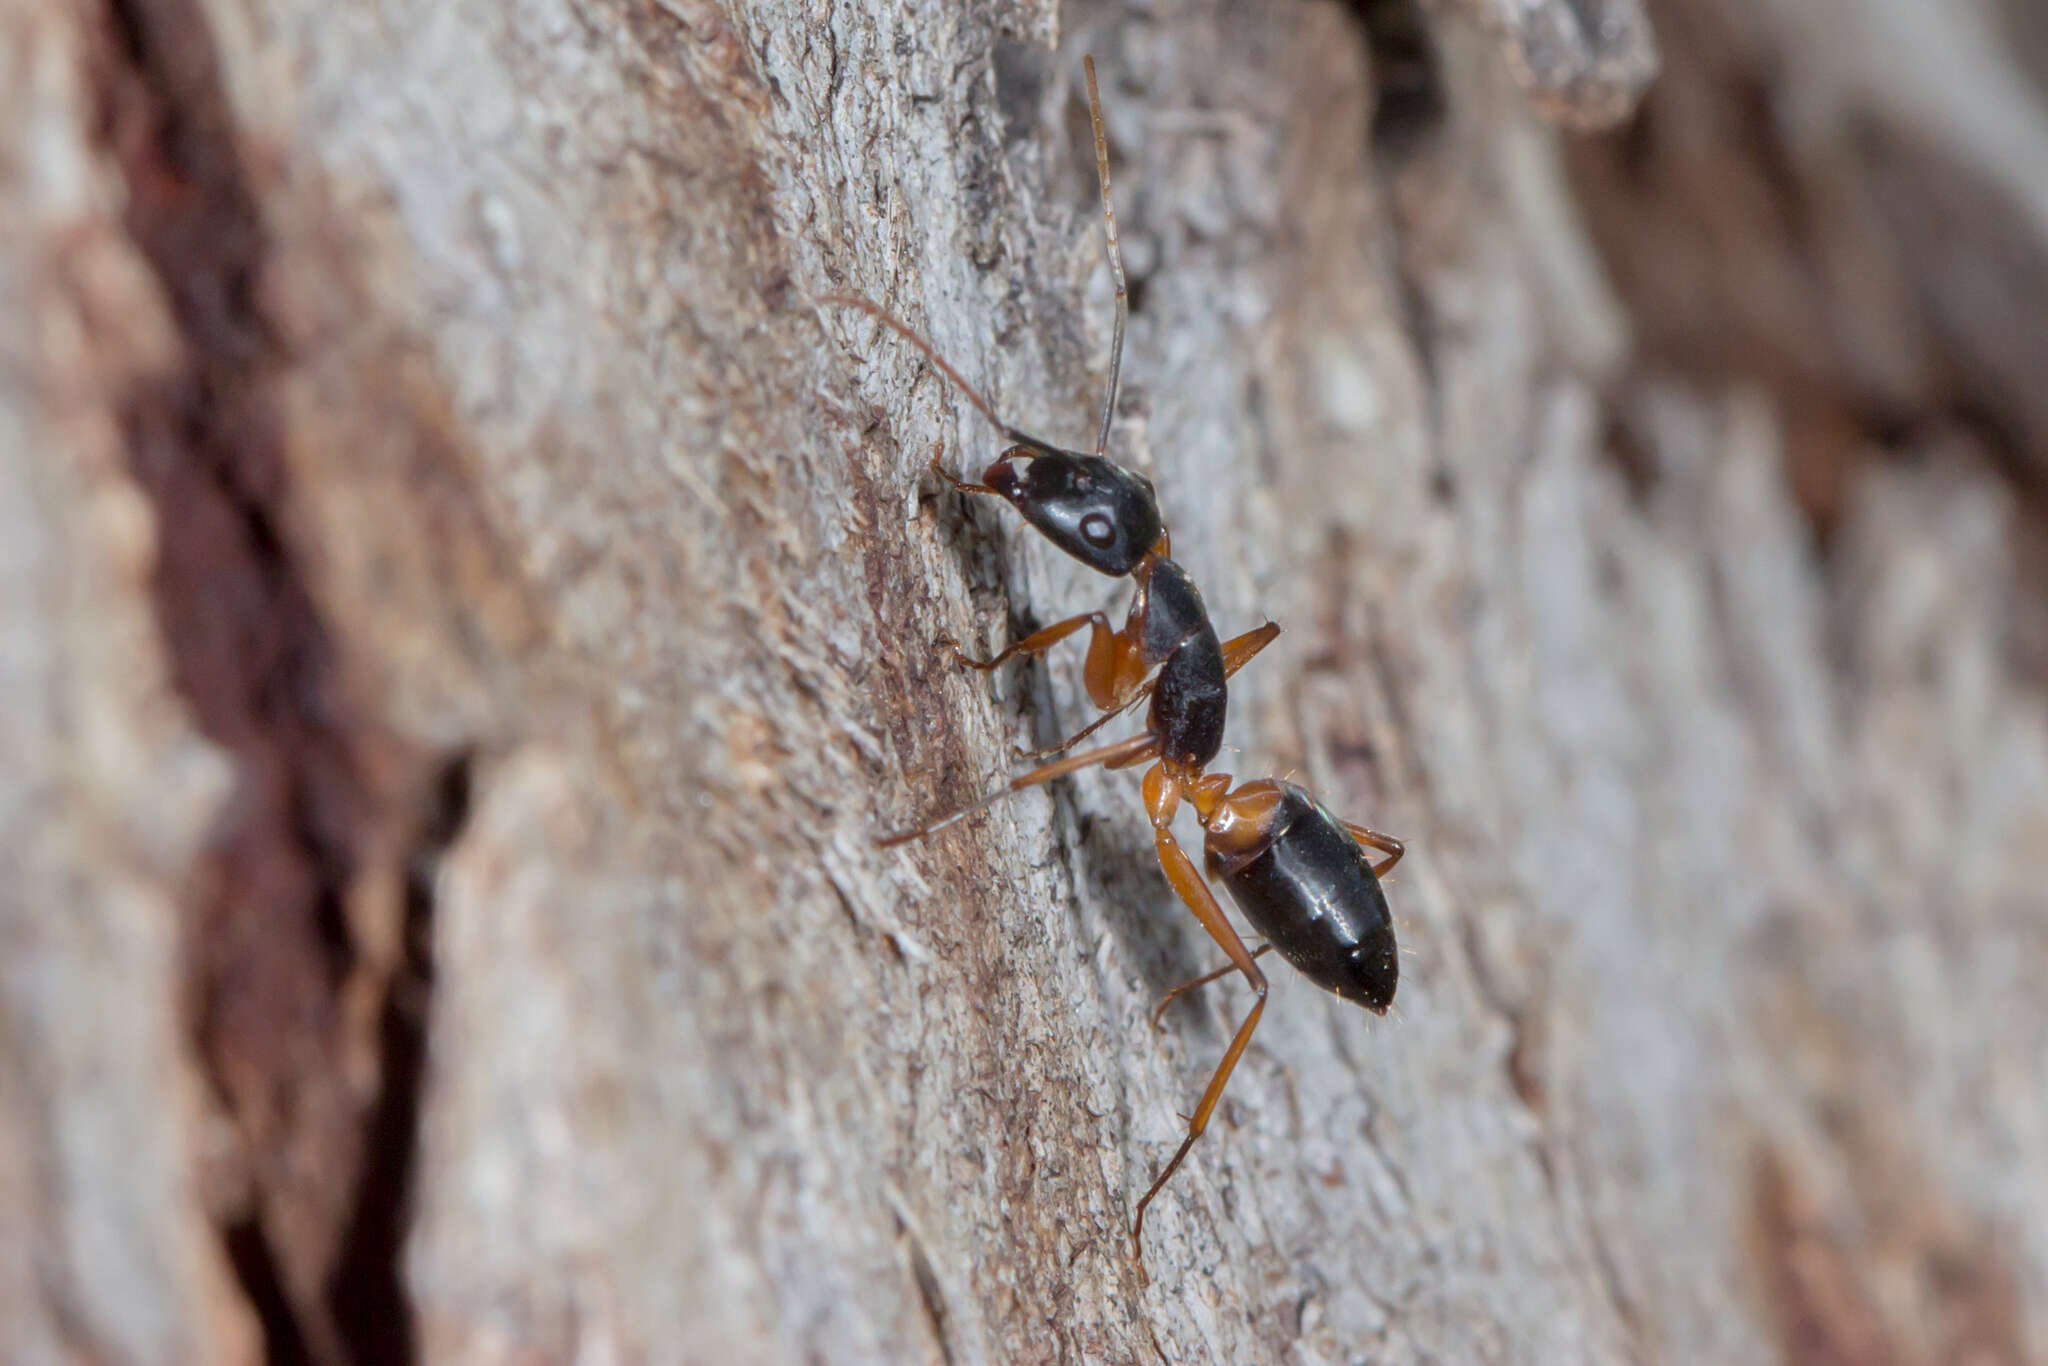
(833, 55), (1408, 1280)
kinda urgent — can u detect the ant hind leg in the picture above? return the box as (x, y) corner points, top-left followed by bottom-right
(1342, 822), (1404, 877)
(1150, 943), (1274, 1030)
(1130, 770), (1271, 1284)
(926, 446), (1004, 498)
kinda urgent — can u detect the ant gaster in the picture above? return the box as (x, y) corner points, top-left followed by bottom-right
(833, 57), (1407, 1281)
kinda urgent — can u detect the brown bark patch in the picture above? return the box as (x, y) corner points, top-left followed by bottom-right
(80, 3), (479, 1361)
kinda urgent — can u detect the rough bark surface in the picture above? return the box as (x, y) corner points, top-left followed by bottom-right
(3, 0), (2044, 1363)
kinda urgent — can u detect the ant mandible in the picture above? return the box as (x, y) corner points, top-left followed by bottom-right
(838, 55), (1408, 1281)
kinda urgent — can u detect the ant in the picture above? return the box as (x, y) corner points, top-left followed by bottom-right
(836, 56), (1408, 1279)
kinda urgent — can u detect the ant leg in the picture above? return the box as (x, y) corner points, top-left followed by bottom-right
(945, 611), (1111, 672)
(1151, 944), (1275, 1029)
(1130, 765), (1270, 1283)
(1219, 622), (1280, 680)
(1014, 690), (1149, 761)
(1084, 55), (1128, 460)
(949, 610), (1145, 715)
(877, 732), (1158, 848)
(1342, 822), (1405, 877)
(926, 448), (1004, 498)
(1015, 620), (1280, 763)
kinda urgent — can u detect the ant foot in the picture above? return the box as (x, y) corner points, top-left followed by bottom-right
(937, 634), (1000, 670)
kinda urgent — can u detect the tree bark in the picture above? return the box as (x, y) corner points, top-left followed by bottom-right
(3, 0), (2044, 1363)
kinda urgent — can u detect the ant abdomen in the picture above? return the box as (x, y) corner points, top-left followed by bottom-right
(1208, 782), (1399, 1013)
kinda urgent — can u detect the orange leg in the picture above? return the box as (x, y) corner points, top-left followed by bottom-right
(945, 611), (1143, 715)
(1130, 764), (1270, 1283)
(876, 732), (1159, 848)
(1150, 943), (1274, 1030)
(1342, 822), (1405, 877)
(945, 611), (1111, 672)
(1015, 620), (1282, 762)
(1219, 621), (1281, 677)
(1012, 696), (1148, 763)
(926, 447), (1005, 498)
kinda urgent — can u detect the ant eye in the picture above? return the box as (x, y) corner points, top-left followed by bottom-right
(1080, 512), (1116, 547)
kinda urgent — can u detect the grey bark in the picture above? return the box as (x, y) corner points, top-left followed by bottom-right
(3, 0), (2044, 1363)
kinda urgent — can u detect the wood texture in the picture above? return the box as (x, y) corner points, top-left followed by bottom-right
(3, 0), (2044, 1362)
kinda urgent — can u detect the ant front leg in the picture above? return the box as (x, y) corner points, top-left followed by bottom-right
(947, 606), (1150, 715)
(943, 610), (1118, 686)
(926, 446), (1005, 498)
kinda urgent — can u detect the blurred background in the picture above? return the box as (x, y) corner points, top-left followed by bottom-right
(4, 0), (2044, 1361)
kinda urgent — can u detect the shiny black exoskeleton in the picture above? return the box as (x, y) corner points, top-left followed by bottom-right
(985, 445), (1164, 577)
(1210, 782), (1398, 1012)
(1139, 558), (1227, 770)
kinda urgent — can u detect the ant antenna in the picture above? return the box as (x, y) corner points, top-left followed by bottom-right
(819, 293), (1038, 448)
(1084, 55), (1128, 461)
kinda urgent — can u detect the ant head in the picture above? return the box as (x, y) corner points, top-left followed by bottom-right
(983, 445), (1164, 576)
